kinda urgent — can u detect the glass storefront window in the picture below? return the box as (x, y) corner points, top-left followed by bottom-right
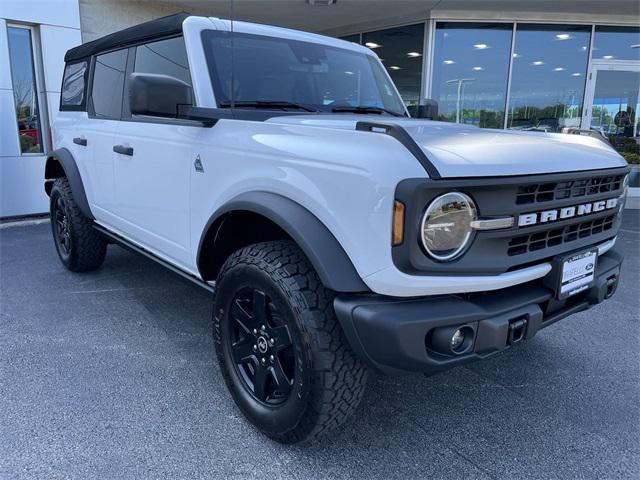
(7, 26), (43, 154)
(431, 23), (512, 128)
(590, 70), (639, 136)
(593, 26), (640, 61)
(362, 24), (424, 116)
(507, 24), (590, 132)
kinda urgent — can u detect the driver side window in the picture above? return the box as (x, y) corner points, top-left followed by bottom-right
(133, 36), (192, 86)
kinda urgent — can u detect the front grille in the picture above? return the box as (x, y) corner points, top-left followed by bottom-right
(508, 215), (616, 256)
(393, 167), (627, 276)
(516, 174), (624, 205)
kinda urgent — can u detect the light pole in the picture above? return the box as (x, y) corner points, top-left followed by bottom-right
(446, 78), (475, 124)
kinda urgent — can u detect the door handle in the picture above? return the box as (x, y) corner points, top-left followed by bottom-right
(113, 145), (133, 156)
(73, 137), (87, 146)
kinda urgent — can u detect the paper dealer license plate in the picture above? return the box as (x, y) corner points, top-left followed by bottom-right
(559, 249), (597, 298)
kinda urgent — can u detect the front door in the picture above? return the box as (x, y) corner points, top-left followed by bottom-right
(110, 36), (199, 270)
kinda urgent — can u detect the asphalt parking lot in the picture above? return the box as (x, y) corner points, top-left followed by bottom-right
(1, 214), (638, 480)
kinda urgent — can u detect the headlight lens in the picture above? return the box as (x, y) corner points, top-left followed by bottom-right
(618, 174), (629, 213)
(420, 192), (477, 261)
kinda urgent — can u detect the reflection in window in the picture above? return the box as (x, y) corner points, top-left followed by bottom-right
(593, 26), (640, 61)
(431, 23), (512, 128)
(134, 36), (191, 85)
(362, 24), (424, 116)
(7, 26), (42, 154)
(61, 61), (87, 107)
(508, 24), (590, 133)
(590, 70), (639, 152)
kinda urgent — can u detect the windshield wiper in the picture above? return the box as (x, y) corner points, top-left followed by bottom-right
(219, 100), (317, 112)
(331, 105), (405, 117)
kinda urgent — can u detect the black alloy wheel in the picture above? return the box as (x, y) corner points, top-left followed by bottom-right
(227, 287), (295, 405)
(52, 195), (72, 258)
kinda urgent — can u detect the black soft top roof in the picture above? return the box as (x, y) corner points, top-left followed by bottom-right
(64, 12), (190, 62)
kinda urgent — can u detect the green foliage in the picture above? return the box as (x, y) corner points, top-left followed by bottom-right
(19, 135), (40, 154)
(621, 152), (640, 165)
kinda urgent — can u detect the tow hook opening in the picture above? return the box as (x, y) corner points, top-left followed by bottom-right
(507, 317), (528, 346)
(605, 274), (618, 299)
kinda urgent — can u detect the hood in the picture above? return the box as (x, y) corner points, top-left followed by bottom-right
(267, 115), (627, 178)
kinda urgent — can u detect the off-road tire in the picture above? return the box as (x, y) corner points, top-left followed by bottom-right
(50, 177), (107, 272)
(213, 240), (368, 443)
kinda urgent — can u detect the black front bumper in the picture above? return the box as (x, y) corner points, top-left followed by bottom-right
(334, 249), (623, 375)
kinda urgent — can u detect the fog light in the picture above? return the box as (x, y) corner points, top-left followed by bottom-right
(428, 324), (475, 356)
(451, 329), (465, 349)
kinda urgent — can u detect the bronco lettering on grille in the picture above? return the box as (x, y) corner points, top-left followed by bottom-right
(518, 198), (618, 227)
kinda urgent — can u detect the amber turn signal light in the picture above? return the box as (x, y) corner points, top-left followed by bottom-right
(392, 200), (405, 246)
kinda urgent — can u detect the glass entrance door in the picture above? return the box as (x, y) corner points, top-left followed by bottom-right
(583, 62), (639, 165)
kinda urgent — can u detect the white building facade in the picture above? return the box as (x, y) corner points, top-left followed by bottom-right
(1, 0), (82, 217)
(1, 0), (638, 218)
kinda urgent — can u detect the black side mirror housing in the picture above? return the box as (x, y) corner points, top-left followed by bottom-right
(129, 73), (193, 118)
(417, 99), (438, 120)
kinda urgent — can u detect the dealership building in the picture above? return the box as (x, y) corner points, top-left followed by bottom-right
(1, 0), (638, 218)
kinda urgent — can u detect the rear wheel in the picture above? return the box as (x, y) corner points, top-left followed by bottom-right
(50, 177), (107, 272)
(213, 240), (368, 443)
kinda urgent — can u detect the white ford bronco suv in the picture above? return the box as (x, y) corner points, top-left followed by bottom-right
(46, 13), (629, 443)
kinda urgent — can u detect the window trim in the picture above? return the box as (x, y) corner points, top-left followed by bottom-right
(6, 23), (47, 156)
(59, 59), (90, 112)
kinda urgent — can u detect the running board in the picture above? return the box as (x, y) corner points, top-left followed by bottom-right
(93, 224), (215, 294)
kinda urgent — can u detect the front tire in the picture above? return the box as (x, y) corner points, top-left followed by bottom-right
(213, 240), (367, 443)
(50, 177), (107, 272)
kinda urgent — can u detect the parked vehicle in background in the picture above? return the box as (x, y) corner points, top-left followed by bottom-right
(45, 14), (630, 443)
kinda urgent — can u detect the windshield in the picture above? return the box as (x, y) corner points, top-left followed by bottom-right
(201, 30), (406, 116)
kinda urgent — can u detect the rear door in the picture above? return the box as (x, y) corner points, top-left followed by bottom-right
(57, 58), (92, 194)
(111, 36), (200, 268)
(84, 48), (128, 222)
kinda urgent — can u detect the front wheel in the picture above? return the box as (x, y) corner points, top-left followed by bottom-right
(213, 241), (368, 443)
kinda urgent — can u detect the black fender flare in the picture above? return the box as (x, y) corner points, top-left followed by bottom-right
(198, 192), (369, 293)
(44, 148), (94, 220)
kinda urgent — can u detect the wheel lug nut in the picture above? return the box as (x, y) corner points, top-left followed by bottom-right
(269, 355), (274, 363)
(261, 357), (266, 365)
(269, 338), (275, 346)
(252, 329), (258, 335)
(253, 345), (257, 352)
(261, 325), (266, 331)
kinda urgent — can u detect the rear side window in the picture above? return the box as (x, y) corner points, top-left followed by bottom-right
(91, 49), (127, 119)
(133, 36), (191, 85)
(60, 60), (88, 110)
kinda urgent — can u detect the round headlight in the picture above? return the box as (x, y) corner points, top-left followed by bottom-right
(420, 192), (477, 261)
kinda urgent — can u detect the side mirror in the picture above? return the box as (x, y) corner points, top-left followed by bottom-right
(129, 73), (192, 118)
(417, 99), (438, 120)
